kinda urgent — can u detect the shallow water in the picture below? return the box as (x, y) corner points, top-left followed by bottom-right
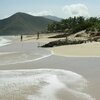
(0, 37), (11, 47)
(0, 36), (51, 65)
(0, 69), (95, 100)
(0, 52), (47, 65)
(0, 37), (96, 100)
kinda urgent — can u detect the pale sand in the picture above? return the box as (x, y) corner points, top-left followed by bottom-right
(20, 34), (100, 57)
(49, 42), (100, 57)
(21, 33), (64, 43)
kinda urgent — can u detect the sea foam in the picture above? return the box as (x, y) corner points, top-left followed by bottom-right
(0, 69), (95, 100)
(0, 37), (11, 47)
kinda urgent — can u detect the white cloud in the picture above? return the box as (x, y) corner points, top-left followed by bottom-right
(28, 11), (52, 16)
(63, 4), (90, 17)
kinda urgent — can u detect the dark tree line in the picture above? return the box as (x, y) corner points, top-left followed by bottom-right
(47, 16), (100, 34)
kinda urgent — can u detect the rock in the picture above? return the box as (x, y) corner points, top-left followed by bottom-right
(41, 39), (85, 47)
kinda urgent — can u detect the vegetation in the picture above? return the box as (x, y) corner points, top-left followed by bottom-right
(47, 16), (100, 35)
(42, 16), (100, 47)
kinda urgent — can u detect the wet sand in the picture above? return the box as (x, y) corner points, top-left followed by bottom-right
(0, 36), (100, 100)
(0, 69), (95, 100)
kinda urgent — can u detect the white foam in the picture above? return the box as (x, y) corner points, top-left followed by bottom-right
(0, 69), (95, 100)
(28, 74), (66, 100)
(0, 37), (11, 47)
(0, 52), (52, 65)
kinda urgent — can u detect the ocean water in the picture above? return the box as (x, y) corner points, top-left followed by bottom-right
(0, 37), (95, 100)
(0, 52), (52, 65)
(0, 37), (11, 47)
(0, 69), (95, 100)
(0, 36), (52, 65)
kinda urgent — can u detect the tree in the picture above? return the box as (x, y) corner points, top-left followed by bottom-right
(47, 16), (100, 35)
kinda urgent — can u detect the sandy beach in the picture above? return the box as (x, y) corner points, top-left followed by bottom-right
(17, 34), (100, 57)
(49, 42), (100, 57)
(23, 35), (100, 57)
(0, 35), (100, 100)
(4, 35), (100, 57)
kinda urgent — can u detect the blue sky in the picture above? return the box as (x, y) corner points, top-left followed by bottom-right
(0, 0), (100, 19)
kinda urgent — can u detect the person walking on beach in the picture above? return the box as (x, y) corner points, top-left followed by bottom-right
(21, 35), (23, 41)
(37, 32), (40, 40)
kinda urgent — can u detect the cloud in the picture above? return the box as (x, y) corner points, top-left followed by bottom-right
(63, 4), (90, 17)
(29, 11), (52, 16)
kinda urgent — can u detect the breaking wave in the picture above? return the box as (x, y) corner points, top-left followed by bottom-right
(0, 37), (11, 47)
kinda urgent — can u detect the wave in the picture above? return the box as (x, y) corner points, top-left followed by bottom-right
(0, 69), (95, 100)
(0, 37), (11, 47)
(0, 36), (52, 65)
(0, 52), (52, 65)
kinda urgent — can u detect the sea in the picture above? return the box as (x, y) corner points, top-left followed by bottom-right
(0, 36), (95, 100)
(0, 36), (11, 47)
(0, 36), (52, 65)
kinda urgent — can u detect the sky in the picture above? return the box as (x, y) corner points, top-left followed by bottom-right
(0, 0), (100, 19)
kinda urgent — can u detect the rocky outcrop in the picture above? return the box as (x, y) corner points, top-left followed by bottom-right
(41, 39), (85, 47)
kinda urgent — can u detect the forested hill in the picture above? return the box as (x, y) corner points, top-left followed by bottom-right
(0, 12), (54, 35)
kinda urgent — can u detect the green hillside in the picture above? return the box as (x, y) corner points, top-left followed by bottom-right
(0, 12), (54, 35)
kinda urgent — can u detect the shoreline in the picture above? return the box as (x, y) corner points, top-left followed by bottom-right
(0, 53), (53, 66)
(1, 35), (100, 57)
(0, 35), (100, 100)
(0, 37), (53, 65)
(0, 69), (94, 100)
(20, 34), (100, 57)
(48, 42), (100, 57)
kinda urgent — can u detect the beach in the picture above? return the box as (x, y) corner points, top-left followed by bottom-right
(0, 35), (100, 100)
(49, 42), (100, 57)
(21, 34), (100, 57)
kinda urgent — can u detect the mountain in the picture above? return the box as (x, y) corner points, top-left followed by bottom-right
(0, 12), (54, 35)
(43, 15), (62, 22)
